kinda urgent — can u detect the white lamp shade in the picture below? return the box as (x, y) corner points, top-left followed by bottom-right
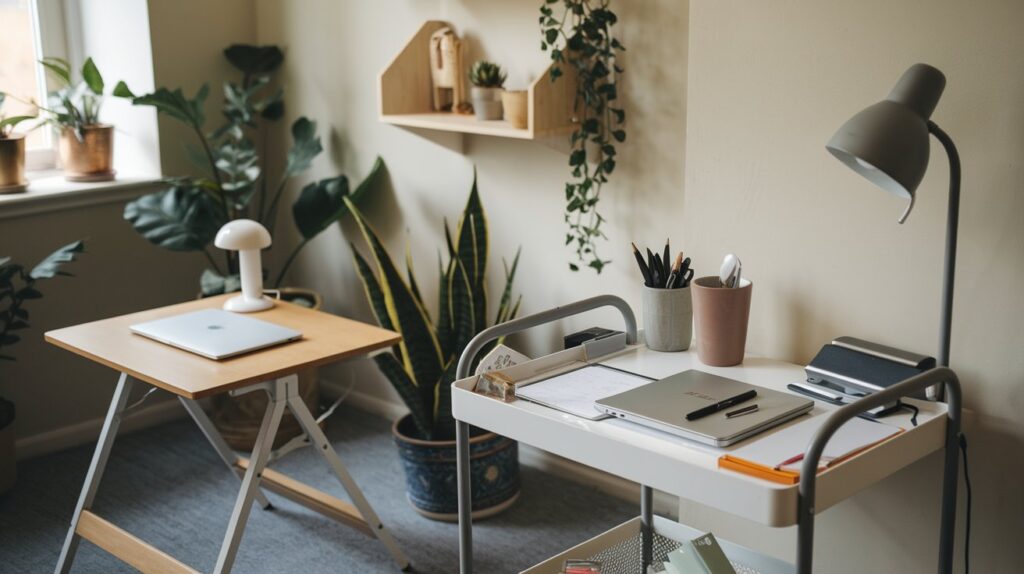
(215, 219), (272, 251)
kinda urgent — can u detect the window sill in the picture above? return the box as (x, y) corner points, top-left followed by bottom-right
(0, 171), (163, 220)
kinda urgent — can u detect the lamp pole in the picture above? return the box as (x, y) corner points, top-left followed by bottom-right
(928, 121), (961, 399)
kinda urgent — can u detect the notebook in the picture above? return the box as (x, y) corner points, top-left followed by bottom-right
(719, 415), (903, 484)
(514, 363), (655, 420)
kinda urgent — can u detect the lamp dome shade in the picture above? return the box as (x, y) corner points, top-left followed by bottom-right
(214, 219), (272, 250)
(826, 63), (946, 199)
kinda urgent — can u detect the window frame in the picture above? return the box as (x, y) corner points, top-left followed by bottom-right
(23, 0), (73, 172)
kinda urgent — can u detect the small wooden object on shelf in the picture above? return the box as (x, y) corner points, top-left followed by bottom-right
(380, 20), (577, 140)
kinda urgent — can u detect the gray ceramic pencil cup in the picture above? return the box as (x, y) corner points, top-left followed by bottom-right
(641, 285), (693, 352)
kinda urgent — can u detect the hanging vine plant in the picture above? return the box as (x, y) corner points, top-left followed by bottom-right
(540, 0), (625, 273)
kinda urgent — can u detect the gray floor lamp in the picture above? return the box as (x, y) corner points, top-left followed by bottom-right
(826, 63), (960, 400)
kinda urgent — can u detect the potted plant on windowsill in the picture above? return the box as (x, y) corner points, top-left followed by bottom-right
(348, 173), (523, 520)
(0, 94), (36, 194)
(116, 45), (385, 449)
(37, 57), (116, 181)
(469, 61), (507, 121)
(0, 241), (85, 494)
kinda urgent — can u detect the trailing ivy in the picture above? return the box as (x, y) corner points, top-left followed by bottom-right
(540, 0), (625, 273)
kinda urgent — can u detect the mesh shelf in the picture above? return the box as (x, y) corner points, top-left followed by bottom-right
(585, 531), (765, 574)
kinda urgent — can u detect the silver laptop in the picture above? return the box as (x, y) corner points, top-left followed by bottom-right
(130, 309), (302, 360)
(595, 369), (813, 447)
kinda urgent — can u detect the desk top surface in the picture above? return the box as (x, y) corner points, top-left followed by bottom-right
(452, 345), (949, 526)
(45, 295), (400, 399)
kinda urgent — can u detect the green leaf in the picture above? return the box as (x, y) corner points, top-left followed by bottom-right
(112, 81), (135, 98)
(284, 117), (322, 177)
(223, 44), (284, 75)
(39, 57), (71, 86)
(81, 58), (104, 94)
(29, 240), (84, 279)
(0, 115), (36, 133)
(350, 246), (396, 334)
(431, 359), (459, 441)
(199, 268), (241, 296)
(131, 86), (207, 129)
(292, 175), (349, 239)
(16, 288), (42, 300)
(347, 197), (444, 390)
(123, 184), (225, 251)
(375, 352), (434, 439)
(291, 156), (385, 240)
(495, 248), (521, 325)
(447, 257), (475, 358)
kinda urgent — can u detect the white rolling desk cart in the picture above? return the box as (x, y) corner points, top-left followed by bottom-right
(452, 296), (962, 574)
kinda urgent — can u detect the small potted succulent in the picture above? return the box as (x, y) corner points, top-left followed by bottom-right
(468, 61), (506, 121)
(0, 241), (85, 493)
(38, 57), (116, 181)
(0, 94), (36, 194)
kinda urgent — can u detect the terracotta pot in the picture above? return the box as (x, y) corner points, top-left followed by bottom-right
(59, 124), (115, 182)
(0, 135), (27, 194)
(691, 276), (752, 366)
(501, 90), (528, 129)
(392, 414), (519, 521)
(209, 287), (323, 450)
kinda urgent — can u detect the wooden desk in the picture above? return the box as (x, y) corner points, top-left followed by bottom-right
(48, 296), (410, 573)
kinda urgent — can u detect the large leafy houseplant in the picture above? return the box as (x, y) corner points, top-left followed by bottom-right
(540, 0), (626, 273)
(118, 45), (383, 295)
(348, 175), (521, 441)
(0, 241), (85, 435)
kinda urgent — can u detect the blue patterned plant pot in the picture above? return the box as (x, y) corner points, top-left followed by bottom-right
(392, 414), (520, 521)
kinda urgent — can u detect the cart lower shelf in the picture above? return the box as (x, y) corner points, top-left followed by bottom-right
(521, 516), (794, 574)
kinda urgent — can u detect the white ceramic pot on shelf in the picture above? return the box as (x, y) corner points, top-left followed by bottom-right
(470, 87), (504, 121)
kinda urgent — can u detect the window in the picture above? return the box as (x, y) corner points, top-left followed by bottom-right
(0, 0), (68, 170)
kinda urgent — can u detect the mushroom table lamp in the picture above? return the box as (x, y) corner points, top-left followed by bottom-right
(826, 63), (960, 400)
(214, 219), (274, 313)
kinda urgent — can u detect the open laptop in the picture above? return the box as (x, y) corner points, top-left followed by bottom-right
(130, 309), (302, 360)
(595, 369), (813, 447)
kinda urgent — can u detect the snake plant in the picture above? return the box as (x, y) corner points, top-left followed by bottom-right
(348, 174), (521, 441)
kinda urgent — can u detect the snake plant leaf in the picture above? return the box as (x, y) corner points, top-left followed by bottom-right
(435, 254), (453, 360)
(292, 156), (385, 241)
(455, 174), (488, 287)
(448, 257), (476, 357)
(350, 246), (396, 333)
(374, 352), (433, 439)
(124, 184), (225, 252)
(29, 241), (84, 279)
(406, 243), (428, 321)
(284, 117), (322, 178)
(347, 198), (443, 388)
(81, 58), (104, 95)
(431, 359), (459, 441)
(495, 248), (522, 324)
(223, 44), (284, 75)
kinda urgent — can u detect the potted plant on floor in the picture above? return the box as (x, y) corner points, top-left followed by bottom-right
(0, 241), (85, 494)
(35, 57), (117, 181)
(469, 61), (507, 121)
(348, 173), (523, 520)
(0, 94), (36, 194)
(116, 45), (385, 449)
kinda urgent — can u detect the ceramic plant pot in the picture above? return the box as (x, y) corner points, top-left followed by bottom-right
(59, 124), (115, 182)
(691, 276), (753, 366)
(642, 285), (693, 352)
(209, 287), (323, 450)
(392, 414), (519, 521)
(470, 87), (504, 121)
(501, 90), (528, 129)
(0, 135), (27, 194)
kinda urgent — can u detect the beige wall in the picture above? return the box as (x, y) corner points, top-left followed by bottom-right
(680, 0), (1024, 571)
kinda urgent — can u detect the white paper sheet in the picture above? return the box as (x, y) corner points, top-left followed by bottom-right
(516, 364), (654, 420)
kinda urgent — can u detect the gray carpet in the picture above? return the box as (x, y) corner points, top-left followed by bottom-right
(0, 404), (636, 573)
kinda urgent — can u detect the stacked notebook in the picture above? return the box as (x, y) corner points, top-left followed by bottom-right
(718, 415), (903, 484)
(660, 532), (736, 574)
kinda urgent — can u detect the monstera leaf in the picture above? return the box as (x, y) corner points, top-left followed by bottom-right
(124, 184), (225, 251)
(29, 241), (85, 279)
(292, 156), (385, 240)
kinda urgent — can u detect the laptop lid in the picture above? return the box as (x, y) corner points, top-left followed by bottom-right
(595, 369), (813, 447)
(130, 309), (302, 360)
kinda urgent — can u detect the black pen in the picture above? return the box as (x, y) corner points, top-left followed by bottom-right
(685, 389), (757, 421)
(632, 242), (652, 286)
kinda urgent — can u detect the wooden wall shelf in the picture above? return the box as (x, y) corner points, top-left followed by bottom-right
(379, 20), (577, 141)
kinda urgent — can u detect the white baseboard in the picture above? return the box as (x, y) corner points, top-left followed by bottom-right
(15, 396), (187, 461)
(321, 378), (679, 519)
